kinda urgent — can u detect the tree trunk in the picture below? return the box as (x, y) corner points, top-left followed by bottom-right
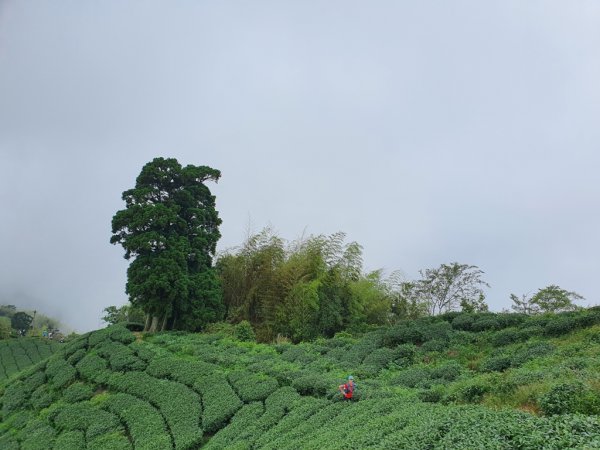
(148, 316), (159, 333)
(144, 314), (151, 332)
(160, 313), (168, 332)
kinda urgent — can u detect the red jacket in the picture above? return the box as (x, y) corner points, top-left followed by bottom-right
(342, 381), (354, 399)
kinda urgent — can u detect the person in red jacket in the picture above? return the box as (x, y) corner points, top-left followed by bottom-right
(339, 375), (355, 400)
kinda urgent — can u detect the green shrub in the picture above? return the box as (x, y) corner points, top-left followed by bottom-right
(19, 419), (57, 450)
(471, 317), (500, 332)
(53, 431), (86, 450)
(76, 353), (110, 384)
(96, 341), (146, 372)
(538, 382), (585, 415)
(45, 357), (77, 389)
(420, 339), (449, 353)
(430, 361), (462, 381)
(203, 402), (265, 449)
(62, 382), (93, 403)
(1, 381), (28, 416)
(229, 371), (279, 401)
(480, 355), (512, 372)
(392, 368), (430, 388)
(361, 347), (396, 374)
(383, 323), (423, 346)
(108, 325), (136, 344)
(30, 384), (57, 410)
(291, 372), (330, 396)
(52, 401), (122, 437)
(490, 328), (522, 346)
(195, 373), (243, 433)
(86, 432), (131, 450)
(511, 342), (555, 367)
(104, 393), (172, 450)
(66, 348), (87, 366)
(234, 321), (256, 342)
(451, 314), (475, 331)
(420, 322), (452, 342)
(107, 371), (202, 449)
(393, 343), (417, 365)
(544, 316), (579, 337)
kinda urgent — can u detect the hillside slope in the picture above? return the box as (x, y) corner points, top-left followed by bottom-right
(1, 310), (600, 449)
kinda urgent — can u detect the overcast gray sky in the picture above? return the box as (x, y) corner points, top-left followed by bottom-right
(1, 1), (599, 332)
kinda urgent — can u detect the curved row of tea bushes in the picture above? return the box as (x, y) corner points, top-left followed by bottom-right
(0, 338), (59, 380)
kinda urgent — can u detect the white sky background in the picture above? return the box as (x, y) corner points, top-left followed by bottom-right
(1, 1), (599, 332)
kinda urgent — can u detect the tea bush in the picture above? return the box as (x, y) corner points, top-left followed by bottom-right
(229, 371), (279, 401)
(104, 393), (172, 450)
(195, 372), (243, 433)
(107, 371), (202, 449)
(53, 430), (86, 450)
(62, 382), (94, 403)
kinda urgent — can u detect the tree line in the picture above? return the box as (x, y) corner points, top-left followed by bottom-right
(108, 158), (586, 341)
(0, 305), (63, 339)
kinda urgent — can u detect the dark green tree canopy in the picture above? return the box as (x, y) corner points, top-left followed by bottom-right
(111, 157), (224, 332)
(11, 311), (33, 334)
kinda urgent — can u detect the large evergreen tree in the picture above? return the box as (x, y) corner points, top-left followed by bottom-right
(111, 157), (224, 332)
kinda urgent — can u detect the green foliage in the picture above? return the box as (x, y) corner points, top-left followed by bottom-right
(53, 431), (86, 450)
(106, 371), (202, 449)
(217, 229), (395, 341)
(234, 320), (256, 342)
(104, 393), (172, 450)
(62, 382), (93, 403)
(196, 372), (243, 433)
(531, 285), (583, 313)
(229, 371), (279, 401)
(399, 263), (489, 316)
(11, 311), (33, 334)
(45, 357), (77, 389)
(102, 304), (145, 325)
(2, 308), (600, 449)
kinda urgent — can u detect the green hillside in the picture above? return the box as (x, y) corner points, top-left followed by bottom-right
(0, 339), (60, 381)
(1, 310), (600, 449)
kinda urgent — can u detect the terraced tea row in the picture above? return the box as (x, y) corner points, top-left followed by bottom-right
(0, 339), (59, 381)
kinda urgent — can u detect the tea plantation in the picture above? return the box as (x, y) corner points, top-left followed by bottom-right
(1, 309), (600, 449)
(0, 338), (59, 381)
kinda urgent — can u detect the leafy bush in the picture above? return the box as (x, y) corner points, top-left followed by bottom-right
(392, 368), (430, 388)
(511, 342), (555, 367)
(62, 382), (93, 403)
(471, 317), (501, 332)
(30, 384), (57, 410)
(86, 432), (131, 450)
(107, 371), (202, 449)
(538, 382), (585, 415)
(430, 361), (462, 382)
(234, 320), (256, 342)
(420, 339), (449, 353)
(291, 372), (330, 396)
(96, 341), (146, 372)
(53, 431), (86, 450)
(76, 353), (110, 384)
(451, 314), (475, 331)
(480, 355), (513, 372)
(45, 357), (77, 389)
(195, 373), (243, 433)
(104, 393), (172, 450)
(229, 371), (279, 401)
(383, 323), (423, 346)
(544, 316), (579, 337)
